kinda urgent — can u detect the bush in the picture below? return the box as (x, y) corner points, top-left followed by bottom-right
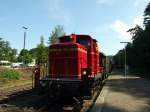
(0, 69), (21, 80)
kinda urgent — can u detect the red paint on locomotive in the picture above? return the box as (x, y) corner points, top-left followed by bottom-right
(34, 34), (110, 99)
(49, 34), (102, 80)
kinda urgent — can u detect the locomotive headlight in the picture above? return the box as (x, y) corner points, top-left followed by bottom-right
(82, 70), (87, 75)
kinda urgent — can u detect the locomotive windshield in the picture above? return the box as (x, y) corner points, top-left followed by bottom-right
(77, 39), (90, 47)
(59, 36), (73, 43)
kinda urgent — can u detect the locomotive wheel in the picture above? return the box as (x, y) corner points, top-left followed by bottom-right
(48, 84), (64, 99)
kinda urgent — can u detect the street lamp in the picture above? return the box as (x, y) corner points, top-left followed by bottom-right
(120, 42), (130, 78)
(22, 26), (28, 50)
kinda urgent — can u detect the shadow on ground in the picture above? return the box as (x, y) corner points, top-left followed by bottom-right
(0, 89), (48, 109)
(107, 71), (150, 102)
(97, 71), (150, 112)
(100, 103), (150, 112)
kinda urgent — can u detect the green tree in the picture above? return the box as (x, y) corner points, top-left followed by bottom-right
(0, 38), (10, 60)
(18, 49), (32, 65)
(0, 38), (17, 62)
(114, 2), (150, 77)
(113, 50), (125, 68)
(127, 25), (143, 40)
(49, 25), (66, 45)
(29, 48), (37, 59)
(36, 36), (48, 66)
(9, 49), (17, 62)
(117, 2), (150, 77)
(144, 2), (150, 30)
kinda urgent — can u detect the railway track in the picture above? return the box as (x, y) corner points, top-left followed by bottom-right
(0, 87), (103, 112)
(0, 91), (50, 112)
(0, 83), (59, 112)
(36, 81), (105, 112)
(0, 80), (106, 112)
(0, 83), (32, 102)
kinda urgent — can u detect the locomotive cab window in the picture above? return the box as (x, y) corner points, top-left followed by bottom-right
(59, 36), (74, 43)
(77, 39), (91, 47)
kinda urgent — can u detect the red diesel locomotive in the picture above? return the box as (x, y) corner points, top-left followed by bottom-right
(35, 34), (109, 99)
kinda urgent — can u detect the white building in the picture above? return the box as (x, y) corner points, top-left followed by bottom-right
(0, 60), (11, 68)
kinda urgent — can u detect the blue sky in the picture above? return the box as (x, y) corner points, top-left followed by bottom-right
(0, 0), (149, 55)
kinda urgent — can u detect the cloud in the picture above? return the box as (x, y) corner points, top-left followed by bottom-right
(133, 16), (144, 27)
(134, 0), (143, 7)
(110, 20), (131, 41)
(110, 16), (144, 41)
(134, 0), (150, 8)
(47, 0), (72, 26)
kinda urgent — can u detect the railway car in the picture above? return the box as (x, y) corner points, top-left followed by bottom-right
(34, 34), (109, 99)
(99, 53), (113, 80)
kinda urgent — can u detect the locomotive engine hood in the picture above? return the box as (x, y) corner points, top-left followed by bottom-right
(49, 43), (88, 80)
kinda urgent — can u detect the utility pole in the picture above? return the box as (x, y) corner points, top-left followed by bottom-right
(22, 26), (28, 50)
(120, 42), (129, 78)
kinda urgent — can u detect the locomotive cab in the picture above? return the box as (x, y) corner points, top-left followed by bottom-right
(59, 34), (76, 43)
(59, 34), (94, 79)
(59, 34), (91, 48)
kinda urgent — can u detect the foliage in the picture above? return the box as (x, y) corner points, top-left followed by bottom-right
(0, 25), (66, 65)
(127, 25), (143, 40)
(17, 49), (32, 65)
(0, 38), (17, 62)
(29, 48), (37, 59)
(144, 2), (150, 30)
(49, 25), (66, 45)
(35, 36), (48, 66)
(113, 50), (125, 68)
(0, 69), (21, 80)
(114, 2), (150, 78)
(10, 49), (17, 62)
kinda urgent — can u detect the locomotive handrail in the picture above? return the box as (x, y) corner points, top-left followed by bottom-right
(48, 74), (80, 79)
(40, 77), (82, 82)
(49, 57), (77, 59)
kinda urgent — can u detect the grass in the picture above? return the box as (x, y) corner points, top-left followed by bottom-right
(0, 67), (33, 89)
(0, 68), (22, 81)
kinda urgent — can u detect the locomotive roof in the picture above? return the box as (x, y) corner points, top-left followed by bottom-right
(59, 34), (97, 41)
